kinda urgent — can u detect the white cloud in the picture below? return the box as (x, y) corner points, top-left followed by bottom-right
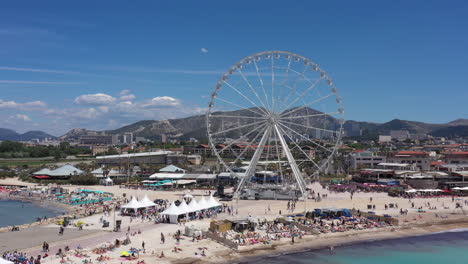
(0, 99), (47, 110)
(0, 80), (80, 85)
(142, 96), (180, 108)
(201, 48), (208, 54)
(0, 66), (80, 75)
(119, 89), (131, 95)
(74, 93), (116, 105)
(12, 114), (31, 121)
(119, 94), (136, 101)
(73, 108), (99, 119)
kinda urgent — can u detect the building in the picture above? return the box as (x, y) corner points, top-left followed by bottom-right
(121, 132), (134, 144)
(92, 145), (110, 155)
(378, 135), (392, 143)
(32, 165), (84, 179)
(390, 130), (410, 141)
(96, 151), (172, 166)
(387, 151), (432, 171)
(348, 150), (386, 170)
(444, 152), (468, 165)
(80, 134), (117, 146)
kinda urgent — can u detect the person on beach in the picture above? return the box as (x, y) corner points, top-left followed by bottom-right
(161, 232), (165, 244)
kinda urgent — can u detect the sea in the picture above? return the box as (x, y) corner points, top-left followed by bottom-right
(240, 229), (468, 264)
(0, 199), (64, 228)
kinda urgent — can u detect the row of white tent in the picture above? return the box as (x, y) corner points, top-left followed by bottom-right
(121, 194), (157, 209)
(405, 189), (443, 193)
(452, 187), (468, 191)
(161, 195), (222, 216)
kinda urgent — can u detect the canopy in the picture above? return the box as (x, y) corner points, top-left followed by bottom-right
(197, 196), (210, 210)
(0, 259), (13, 264)
(188, 198), (202, 212)
(161, 202), (183, 215)
(105, 177), (113, 182)
(452, 187), (468, 191)
(121, 196), (145, 209)
(178, 199), (190, 214)
(207, 195), (222, 208)
(138, 194), (157, 207)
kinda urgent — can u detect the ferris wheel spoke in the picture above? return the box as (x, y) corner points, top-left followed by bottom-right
(271, 55), (276, 113)
(214, 122), (268, 154)
(279, 119), (338, 135)
(277, 122), (333, 153)
(279, 93), (334, 117)
(277, 65), (309, 113)
(253, 59), (272, 111)
(227, 125), (268, 170)
(272, 128), (284, 178)
(280, 76), (325, 113)
(276, 57), (293, 115)
(280, 111), (340, 120)
(236, 67), (270, 112)
(277, 125), (321, 170)
(215, 97), (266, 117)
(222, 81), (269, 116)
(209, 114), (267, 120)
(210, 119), (267, 136)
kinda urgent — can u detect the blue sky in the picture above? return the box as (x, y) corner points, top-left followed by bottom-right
(0, 0), (467, 135)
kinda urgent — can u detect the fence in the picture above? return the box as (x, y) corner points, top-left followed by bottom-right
(203, 231), (239, 251)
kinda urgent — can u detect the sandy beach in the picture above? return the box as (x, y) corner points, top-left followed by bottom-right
(2, 177), (468, 264)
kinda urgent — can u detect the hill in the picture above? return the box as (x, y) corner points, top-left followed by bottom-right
(0, 128), (56, 141)
(56, 108), (468, 141)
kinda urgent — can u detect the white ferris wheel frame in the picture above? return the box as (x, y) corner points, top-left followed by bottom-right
(206, 51), (344, 198)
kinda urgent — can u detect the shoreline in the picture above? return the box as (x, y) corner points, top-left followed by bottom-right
(0, 193), (74, 231)
(215, 218), (468, 264)
(149, 215), (468, 264)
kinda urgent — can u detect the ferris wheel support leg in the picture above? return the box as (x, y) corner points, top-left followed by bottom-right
(234, 126), (272, 198)
(274, 125), (307, 196)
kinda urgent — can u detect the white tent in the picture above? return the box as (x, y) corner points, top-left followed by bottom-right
(161, 202), (183, 215)
(104, 177), (113, 186)
(161, 202), (184, 224)
(197, 196), (210, 210)
(178, 199), (191, 214)
(139, 194), (157, 207)
(121, 196), (145, 209)
(207, 195), (222, 208)
(405, 189), (417, 193)
(0, 259), (13, 264)
(188, 198), (202, 212)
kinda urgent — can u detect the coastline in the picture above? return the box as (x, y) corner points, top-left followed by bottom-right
(215, 219), (468, 264)
(0, 193), (74, 231)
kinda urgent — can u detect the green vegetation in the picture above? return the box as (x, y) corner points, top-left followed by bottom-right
(69, 173), (99, 185)
(0, 141), (91, 159)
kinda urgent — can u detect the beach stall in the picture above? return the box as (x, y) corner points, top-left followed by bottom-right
(197, 196), (210, 210)
(138, 194), (157, 208)
(161, 202), (184, 223)
(120, 196), (145, 215)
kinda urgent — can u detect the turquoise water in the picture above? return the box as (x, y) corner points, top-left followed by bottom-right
(241, 229), (468, 264)
(0, 199), (64, 228)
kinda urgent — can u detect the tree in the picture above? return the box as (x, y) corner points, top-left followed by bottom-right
(69, 173), (98, 185)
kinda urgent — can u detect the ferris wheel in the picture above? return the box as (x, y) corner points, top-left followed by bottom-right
(206, 51), (344, 198)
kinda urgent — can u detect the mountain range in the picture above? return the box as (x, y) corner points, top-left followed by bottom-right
(68, 108), (468, 141)
(0, 128), (56, 141)
(2, 108), (468, 142)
